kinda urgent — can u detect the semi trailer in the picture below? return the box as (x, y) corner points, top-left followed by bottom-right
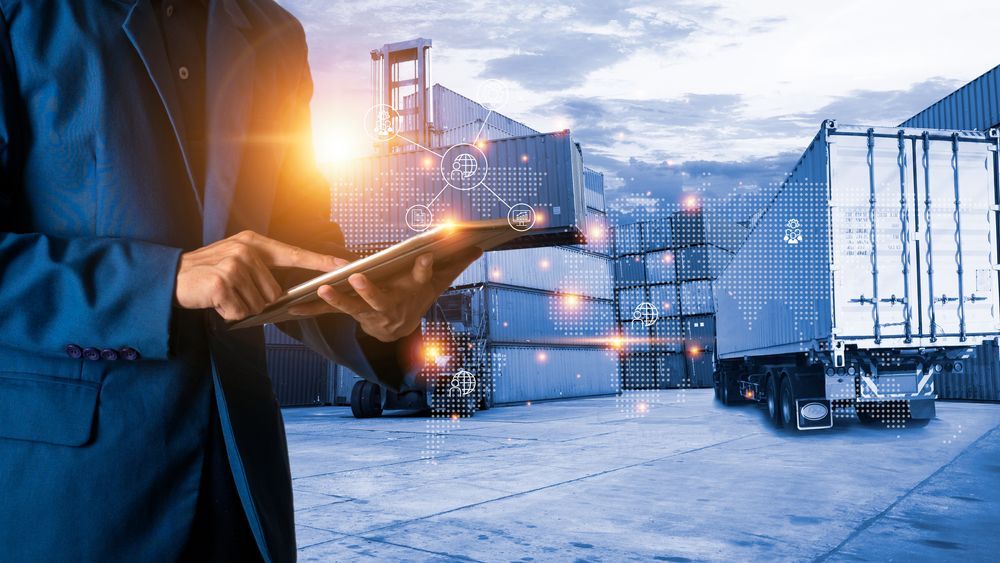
(713, 121), (1000, 430)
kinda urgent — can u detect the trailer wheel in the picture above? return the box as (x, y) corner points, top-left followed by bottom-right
(767, 375), (783, 428)
(720, 372), (739, 406)
(351, 380), (383, 419)
(780, 377), (796, 429)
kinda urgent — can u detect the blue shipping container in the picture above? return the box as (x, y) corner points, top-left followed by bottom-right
(583, 167), (607, 212)
(615, 254), (646, 287)
(645, 250), (676, 283)
(900, 65), (1000, 132)
(453, 246), (614, 300)
(488, 345), (620, 403)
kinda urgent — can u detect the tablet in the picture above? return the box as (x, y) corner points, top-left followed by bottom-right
(229, 218), (524, 329)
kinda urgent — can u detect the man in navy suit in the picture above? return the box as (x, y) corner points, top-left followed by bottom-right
(0, 0), (479, 560)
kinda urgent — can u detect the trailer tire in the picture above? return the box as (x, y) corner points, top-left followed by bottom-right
(780, 376), (797, 429)
(720, 372), (737, 406)
(767, 374), (783, 428)
(351, 380), (383, 419)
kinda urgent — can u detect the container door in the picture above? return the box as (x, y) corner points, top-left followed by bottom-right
(829, 133), (919, 341)
(915, 136), (1000, 339)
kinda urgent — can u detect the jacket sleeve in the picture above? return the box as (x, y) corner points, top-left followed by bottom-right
(267, 26), (421, 391)
(0, 9), (181, 360)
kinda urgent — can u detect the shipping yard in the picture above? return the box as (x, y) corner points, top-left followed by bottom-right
(265, 38), (1000, 560)
(283, 391), (1000, 561)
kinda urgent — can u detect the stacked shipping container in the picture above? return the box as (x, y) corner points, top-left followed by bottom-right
(613, 208), (740, 390)
(321, 85), (620, 408)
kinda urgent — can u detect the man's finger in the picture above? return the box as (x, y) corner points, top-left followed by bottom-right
(239, 231), (343, 272)
(348, 274), (392, 312)
(316, 284), (374, 317)
(243, 251), (284, 304)
(232, 267), (269, 315)
(411, 253), (433, 285)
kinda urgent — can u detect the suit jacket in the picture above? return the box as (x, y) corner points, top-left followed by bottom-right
(0, 1), (416, 561)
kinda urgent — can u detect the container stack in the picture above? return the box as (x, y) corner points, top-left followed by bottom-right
(323, 85), (619, 409)
(436, 166), (619, 406)
(613, 207), (740, 390)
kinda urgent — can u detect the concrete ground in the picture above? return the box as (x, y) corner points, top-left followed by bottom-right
(283, 390), (1000, 562)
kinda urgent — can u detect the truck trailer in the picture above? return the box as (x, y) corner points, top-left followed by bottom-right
(713, 121), (1000, 430)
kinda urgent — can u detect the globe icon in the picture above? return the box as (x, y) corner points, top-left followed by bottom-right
(450, 369), (477, 396)
(453, 153), (479, 178)
(632, 302), (659, 327)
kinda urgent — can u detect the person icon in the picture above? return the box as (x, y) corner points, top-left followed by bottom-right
(451, 153), (478, 180)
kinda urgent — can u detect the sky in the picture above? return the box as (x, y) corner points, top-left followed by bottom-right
(277, 0), (999, 209)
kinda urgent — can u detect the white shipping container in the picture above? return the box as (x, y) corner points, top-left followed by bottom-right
(453, 246), (614, 299)
(715, 123), (1000, 359)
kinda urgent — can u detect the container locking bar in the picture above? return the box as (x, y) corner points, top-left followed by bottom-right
(867, 129), (882, 343)
(922, 133), (937, 342)
(897, 131), (913, 343)
(951, 133), (967, 342)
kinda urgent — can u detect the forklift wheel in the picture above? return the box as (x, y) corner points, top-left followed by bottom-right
(351, 380), (383, 419)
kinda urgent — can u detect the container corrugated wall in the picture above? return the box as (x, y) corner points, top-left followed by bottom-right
(614, 222), (645, 256)
(329, 131), (586, 251)
(489, 346), (619, 404)
(264, 325), (335, 407)
(453, 246), (613, 299)
(622, 352), (687, 389)
(648, 284), (679, 317)
(570, 209), (611, 256)
(430, 84), (540, 137)
(899, 65), (1000, 132)
(616, 286), (650, 320)
(645, 250), (676, 283)
(583, 167), (606, 212)
(265, 347), (333, 407)
(482, 286), (615, 344)
(615, 254), (646, 287)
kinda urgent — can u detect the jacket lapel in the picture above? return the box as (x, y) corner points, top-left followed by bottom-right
(203, 0), (255, 245)
(121, 0), (203, 213)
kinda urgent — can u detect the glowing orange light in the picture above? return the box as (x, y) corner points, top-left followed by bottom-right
(490, 268), (502, 280)
(609, 336), (625, 350)
(683, 195), (699, 209)
(526, 401), (532, 407)
(422, 156), (433, 168)
(563, 293), (581, 308)
(476, 140), (487, 150)
(636, 402), (649, 413)
(589, 227), (604, 240)
(521, 154), (529, 162)
(536, 352), (547, 363)
(688, 346), (701, 357)
(539, 259), (551, 270)
(663, 253), (673, 263)
(424, 345), (441, 361)
(451, 414), (460, 421)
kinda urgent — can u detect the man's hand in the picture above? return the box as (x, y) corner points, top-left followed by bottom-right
(174, 230), (344, 321)
(288, 247), (483, 342)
